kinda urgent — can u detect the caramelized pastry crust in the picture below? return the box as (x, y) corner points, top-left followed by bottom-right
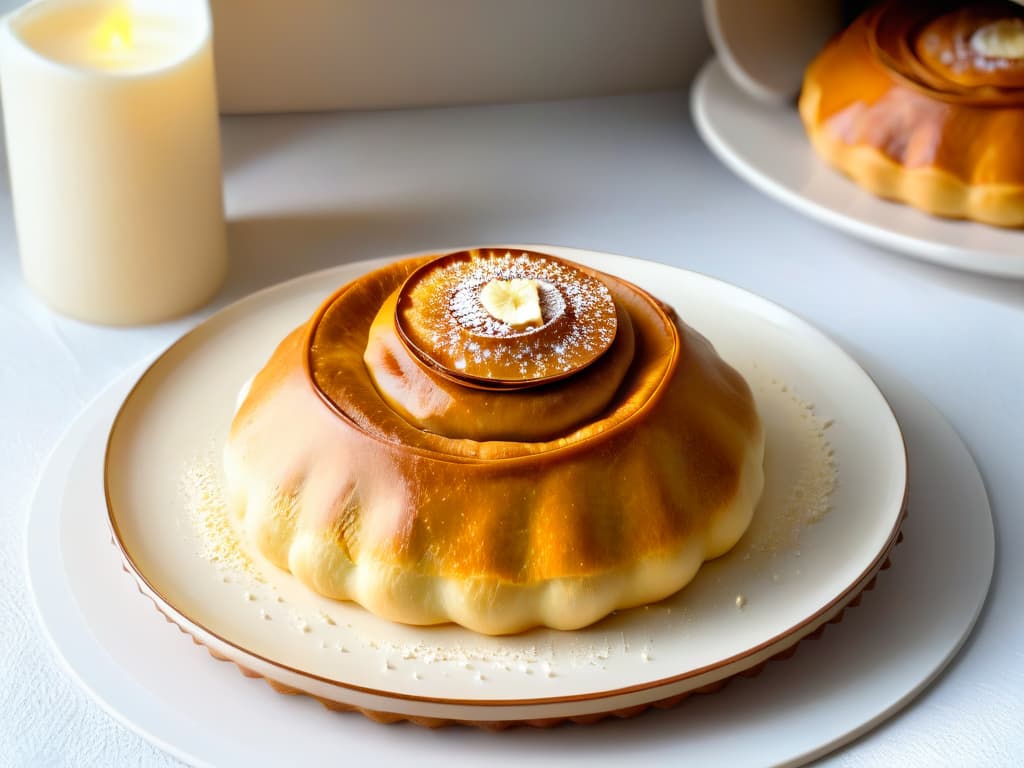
(799, 1), (1024, 227)
(397, 251), (618, 387)
(224, 251), (765, 635)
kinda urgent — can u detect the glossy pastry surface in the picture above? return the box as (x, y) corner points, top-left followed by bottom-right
(224, 249), (765, 635)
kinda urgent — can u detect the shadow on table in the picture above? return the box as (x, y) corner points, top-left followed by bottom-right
(219, 198), (580, 306)
(220, 113), (320, 174)
(220, 209), (476, 305)
(859, 243), (1024, 310)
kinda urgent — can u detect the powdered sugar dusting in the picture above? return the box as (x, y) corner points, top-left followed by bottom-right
(406, 250), (617, 381)
(181, 448), (262, 581)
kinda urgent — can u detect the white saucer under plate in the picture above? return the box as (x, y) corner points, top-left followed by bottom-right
(691, 58), (1024, 280)
(28, 250), (992, 766)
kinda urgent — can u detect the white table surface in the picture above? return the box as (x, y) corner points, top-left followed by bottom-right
(1, 88), (1021, 766)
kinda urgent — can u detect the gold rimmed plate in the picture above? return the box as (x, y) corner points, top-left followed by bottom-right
(104, 246), (907, 725)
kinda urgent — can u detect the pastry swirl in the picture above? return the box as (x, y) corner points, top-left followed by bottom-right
(396, 250), (618, 388)
(800, 0), (1024, 227)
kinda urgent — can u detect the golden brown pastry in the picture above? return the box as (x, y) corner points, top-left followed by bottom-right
(800, 1), (1024, 227)
(224, 250), (765, 635)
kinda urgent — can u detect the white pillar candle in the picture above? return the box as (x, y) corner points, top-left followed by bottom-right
(0, 0), (226, 325)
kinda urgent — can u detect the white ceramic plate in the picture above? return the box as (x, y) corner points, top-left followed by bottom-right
(100, 247), (907, 724)
(691, 58), (1024, 280)
(27, 352), (992, 767)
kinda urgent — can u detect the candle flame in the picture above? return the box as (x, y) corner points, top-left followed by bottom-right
(94, 4), (134, 53)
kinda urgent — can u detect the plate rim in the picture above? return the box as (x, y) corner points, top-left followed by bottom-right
(103, 246), (910, 711)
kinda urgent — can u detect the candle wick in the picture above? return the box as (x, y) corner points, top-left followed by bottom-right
(95, 5), (134, 54)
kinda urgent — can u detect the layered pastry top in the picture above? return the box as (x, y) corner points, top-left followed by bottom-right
(224, 249), (765, 635)
(396, 250), (618, 387)
(800, 0), (1024, 227)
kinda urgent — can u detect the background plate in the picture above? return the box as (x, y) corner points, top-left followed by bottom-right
(100, 248), (905, 723)
(691, 58), (1024, 279)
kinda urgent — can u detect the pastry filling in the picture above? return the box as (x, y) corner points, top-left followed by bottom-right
(478, 278), (544, 330)
(970, 18), (1024, 60)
